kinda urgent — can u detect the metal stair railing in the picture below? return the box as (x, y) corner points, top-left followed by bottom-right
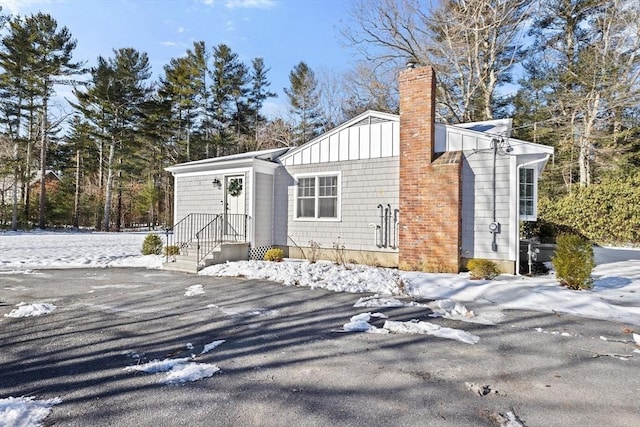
(196, 214), (251, 267)
(164, 213), (219, 262)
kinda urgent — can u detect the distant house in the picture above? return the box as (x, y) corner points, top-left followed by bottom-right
(165, 66), (553, 274)
(1, 170), (60, 224)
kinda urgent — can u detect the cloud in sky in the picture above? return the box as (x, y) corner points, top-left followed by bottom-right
(200, 0), (277, 9)
(1, 0), (49, 14)
(226, 0), (276, 9)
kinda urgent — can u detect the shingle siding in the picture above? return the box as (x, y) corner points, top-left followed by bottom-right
(174, 174), (225, 222)
(280, 157), (399, 252)
(253, 172), (273, 247)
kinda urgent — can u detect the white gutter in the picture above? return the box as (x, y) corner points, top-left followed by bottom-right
(515, 154), (551, 275)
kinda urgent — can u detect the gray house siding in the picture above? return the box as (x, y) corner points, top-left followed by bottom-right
(173, 170), (251, 236)
(273, 166), (293, 247)
(461, 151), (512, 262)
(174, 173), (225, 223)
(253, 172), (273, 248)
(282, 157), (399, 255)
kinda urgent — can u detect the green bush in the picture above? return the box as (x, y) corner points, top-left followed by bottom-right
(539, 173), (640, 245)
(163, 245), (180, 256)
(467, 259), (501, 280)
(141, 233), (163, 255)
(264, 247), (284, 262)
(552, 234), (594, 290)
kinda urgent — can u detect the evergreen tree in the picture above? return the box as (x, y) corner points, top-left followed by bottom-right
(72, 48), (152, 230)
(284, 61), (322, 145)
(247, 57), (276, 149)
(209, 44), (249, 156)
(159, 41), (207, 162)
(0, 13), (81, 229)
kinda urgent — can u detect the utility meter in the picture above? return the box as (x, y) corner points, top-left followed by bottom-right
(488, 222), (500, 233)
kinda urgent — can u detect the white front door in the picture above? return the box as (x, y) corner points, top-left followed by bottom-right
(224, 175), (245, 239)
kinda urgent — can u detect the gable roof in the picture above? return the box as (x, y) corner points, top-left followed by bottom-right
(279, 110), (400, 166)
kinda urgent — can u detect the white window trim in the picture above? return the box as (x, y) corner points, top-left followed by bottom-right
(293, 171), (341, 222)
(518, 167), (537, 221)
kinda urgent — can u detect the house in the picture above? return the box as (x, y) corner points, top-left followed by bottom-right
(1, 170), (61, 226)
(165, 66), (553, 274)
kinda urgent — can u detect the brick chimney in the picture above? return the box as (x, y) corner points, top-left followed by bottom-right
(398, 65), (462, 273)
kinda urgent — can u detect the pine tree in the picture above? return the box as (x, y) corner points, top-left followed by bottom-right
(209, 44), (249, 156)
(247, 57), (276, 149)
(72, 48), (152, 231)
(284, 62), (322, 145)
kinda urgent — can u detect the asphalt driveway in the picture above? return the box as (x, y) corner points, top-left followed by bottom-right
(1, 268), (639, 426)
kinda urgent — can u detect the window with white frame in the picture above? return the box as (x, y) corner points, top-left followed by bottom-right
(519, 168), (536, 220)
(296, 174), (339, 219)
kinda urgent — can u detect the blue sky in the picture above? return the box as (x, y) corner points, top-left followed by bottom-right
(1, 0), (357, 117)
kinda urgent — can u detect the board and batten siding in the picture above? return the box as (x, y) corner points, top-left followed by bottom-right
(281, 157), (399, 253)
(281, 121), (400, 166)
(460, 148), (512, 261)
(253, 172), (274, 247)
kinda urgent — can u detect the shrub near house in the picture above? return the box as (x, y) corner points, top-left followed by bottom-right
(552, 234), (594, 290)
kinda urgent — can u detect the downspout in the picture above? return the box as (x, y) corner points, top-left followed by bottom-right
(515, 155), (551, 275)
(386, 204), (391, 248)
(377, 204), (384, 247)
(491, 140), (498, 251)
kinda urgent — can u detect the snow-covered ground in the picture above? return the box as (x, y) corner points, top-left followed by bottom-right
(1, 230), (639, 327)
(2, 230), (640, 426)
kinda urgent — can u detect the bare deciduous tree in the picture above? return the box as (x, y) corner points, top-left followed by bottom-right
(343, 0), (531, 122)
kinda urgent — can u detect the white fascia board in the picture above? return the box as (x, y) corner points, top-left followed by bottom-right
(279, 110), (399, 163)
(166, 158), (279, 176)
(441, 123), (554, 158)
(509, 138), (554, 156)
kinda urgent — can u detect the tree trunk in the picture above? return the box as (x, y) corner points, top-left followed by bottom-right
(102, 139), (116, 231)
(11, 141), (18, 231)
(73, 149), (81, 228)
(38, 98), (48, 230)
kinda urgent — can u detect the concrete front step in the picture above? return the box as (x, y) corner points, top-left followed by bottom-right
(162, 242), (250, 273)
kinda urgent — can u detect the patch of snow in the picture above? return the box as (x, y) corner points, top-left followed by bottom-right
(633, 333), (640, 345)
(201, 260), (404, 295)
(353, 295), (406, 307)
(535, 328), (576, 337)
(124, 357), (220, 384)
(201, 340), (226, 354)
(342, 313), (388, 334)
(427, 299), (503, 325)
(0, 231), (163, 271)
(383, 320), (480, 345)
(0, 396), (62, 427)
(164, 363), (220, 384)
(4, 302), (56, 318)
(498, 410), (525, 427)
(184, 284), (205, 296)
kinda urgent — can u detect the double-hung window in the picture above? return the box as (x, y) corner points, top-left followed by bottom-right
(519, 168), (536, 220)
(296, 173), (340, 220)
